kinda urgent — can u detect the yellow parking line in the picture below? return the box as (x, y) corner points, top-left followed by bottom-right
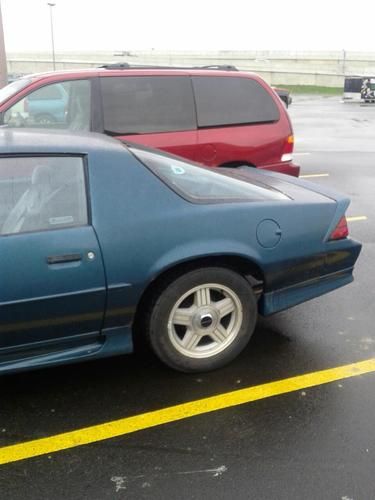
(347, 216), (368, 222)
(1, 358), (375, 466)
(300, 173), (330, 178)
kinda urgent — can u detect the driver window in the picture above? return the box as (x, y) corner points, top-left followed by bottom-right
(3, 80), (91, 131)
(0, 156), (88, 235)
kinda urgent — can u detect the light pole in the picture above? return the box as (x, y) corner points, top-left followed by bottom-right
(47, 2), (56, 71)
(0, 1), (7, 88)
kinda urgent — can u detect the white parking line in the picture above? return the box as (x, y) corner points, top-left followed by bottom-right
(300, 173), (329, 178)
(347, 216), (368, 223)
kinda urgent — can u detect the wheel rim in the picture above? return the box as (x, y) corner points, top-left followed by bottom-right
(167, 283), (243, 359)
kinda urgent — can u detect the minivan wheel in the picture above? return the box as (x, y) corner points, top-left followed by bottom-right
(148, 267), (257, 372)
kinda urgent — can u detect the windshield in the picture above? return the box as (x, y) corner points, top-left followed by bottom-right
(130, 147), (289, 203)
(0, 78), (32, 105)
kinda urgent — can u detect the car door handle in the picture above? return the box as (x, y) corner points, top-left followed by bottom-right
(47, 253), (82, 265)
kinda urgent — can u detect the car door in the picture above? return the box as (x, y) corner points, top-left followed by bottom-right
(99, 75), (198, 160)
(0, 155), (106, 351)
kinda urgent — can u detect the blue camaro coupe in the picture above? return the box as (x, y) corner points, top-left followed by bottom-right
(0, 130), (361, 373)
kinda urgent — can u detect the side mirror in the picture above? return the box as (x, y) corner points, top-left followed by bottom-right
(0, 110), (26, 128)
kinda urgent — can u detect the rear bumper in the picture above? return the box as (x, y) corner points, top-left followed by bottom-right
(260, 266), (355, 316)
(258, 161), (300, 177)
(259, 237), (362, 316)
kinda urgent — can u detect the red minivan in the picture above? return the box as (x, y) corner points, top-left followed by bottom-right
(0, 65), (299, 176)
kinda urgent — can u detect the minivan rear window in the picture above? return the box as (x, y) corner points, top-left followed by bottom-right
(130, 147), (288, 204)
(192, 76), (280, 128)
(101, 76), (196, 135)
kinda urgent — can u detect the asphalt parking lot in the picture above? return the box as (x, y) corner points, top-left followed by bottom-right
(0, 95), (374, 500)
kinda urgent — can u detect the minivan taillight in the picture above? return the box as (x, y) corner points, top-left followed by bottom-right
(281, 135), (294, 162)
(329, 216), (349, 240)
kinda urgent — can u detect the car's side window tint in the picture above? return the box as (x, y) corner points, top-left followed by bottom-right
(0, 156), (88, 235)
(100, 76), (196, 134)
(130, 147), (289, 203)
(3, 80), (91, 131)
(192, 76), (280, 127)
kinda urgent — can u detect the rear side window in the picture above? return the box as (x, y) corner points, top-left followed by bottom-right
(0, 156), (88, 235)
(100, 76), (196, 134)
(130, 147), (288, 203)
(192, 76), (279, 127)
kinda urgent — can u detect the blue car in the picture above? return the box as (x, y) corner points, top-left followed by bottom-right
(0, 130), (361, 373)
(25, 83), (68, 124)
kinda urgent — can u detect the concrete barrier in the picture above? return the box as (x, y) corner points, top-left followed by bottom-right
(6, 50), (375, 87)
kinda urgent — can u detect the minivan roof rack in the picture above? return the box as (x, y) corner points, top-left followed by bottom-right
(99, 63), (239, 71)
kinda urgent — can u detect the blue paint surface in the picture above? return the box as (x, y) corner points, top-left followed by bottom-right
(0, 130), (362, 373)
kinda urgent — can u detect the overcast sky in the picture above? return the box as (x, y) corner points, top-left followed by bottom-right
(1, 0), (374, 53)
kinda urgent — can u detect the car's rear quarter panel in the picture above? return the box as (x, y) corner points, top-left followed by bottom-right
(196, 121), (289, 168)
(87, 148), (359, 326)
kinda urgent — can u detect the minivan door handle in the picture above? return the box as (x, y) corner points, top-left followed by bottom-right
(47, 253), (82, 265)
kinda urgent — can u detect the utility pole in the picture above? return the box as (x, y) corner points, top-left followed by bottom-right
(0, 1), (7, 89)
(47, 2), (56, 71)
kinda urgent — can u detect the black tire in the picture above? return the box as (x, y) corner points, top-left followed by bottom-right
(147, 267), (257, 372)
(34, 113), (55, 125)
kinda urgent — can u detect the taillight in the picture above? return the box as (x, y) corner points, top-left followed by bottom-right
(329, 216), (349, 240)
(281, 135), (294, 162)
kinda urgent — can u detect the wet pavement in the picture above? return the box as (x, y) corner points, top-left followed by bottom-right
(0, 96), (374, 499)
